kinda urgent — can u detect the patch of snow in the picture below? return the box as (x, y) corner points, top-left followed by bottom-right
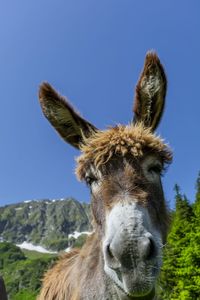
(15, 207), (22, 211)
(64, 246), (72, 253)
(29, 206), (32, 209)
(16, 241), (57, 254)
(52, 199), (56, 203)
(68, 231), (92, 239)
(24, 200), (32, 203)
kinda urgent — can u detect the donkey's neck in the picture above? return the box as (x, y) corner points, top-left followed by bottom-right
(77, 232), (114, 299)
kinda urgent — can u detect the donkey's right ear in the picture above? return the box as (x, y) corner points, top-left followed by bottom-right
(39, 83), (97, 149)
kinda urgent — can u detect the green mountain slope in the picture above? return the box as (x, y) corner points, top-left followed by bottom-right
(0, 198), (91, 251)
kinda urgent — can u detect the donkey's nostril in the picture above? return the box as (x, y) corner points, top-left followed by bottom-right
(105, 244), (121, 269)
(141, 237), (156, 260)
(107, 244), (114, 259)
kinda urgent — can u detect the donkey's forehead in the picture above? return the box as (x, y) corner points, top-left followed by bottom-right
(76, 123), (172, 180)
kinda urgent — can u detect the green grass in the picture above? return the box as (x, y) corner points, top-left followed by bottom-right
(0, 242), (57, 300)
(22, 249), (57, 260)
(11, 290), (37, 300)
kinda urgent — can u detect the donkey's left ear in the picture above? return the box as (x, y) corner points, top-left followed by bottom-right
(133, 52), (167, 131)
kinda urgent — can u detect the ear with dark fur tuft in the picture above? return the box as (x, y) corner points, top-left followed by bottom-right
(133, 52), (167, 131)
(39, 82), (97, 149)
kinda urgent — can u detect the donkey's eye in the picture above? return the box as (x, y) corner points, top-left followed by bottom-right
(148, 164), (162, 175)
(85, 175), (97, 186)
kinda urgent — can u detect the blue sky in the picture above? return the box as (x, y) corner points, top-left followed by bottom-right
(0, 1), (199, 207)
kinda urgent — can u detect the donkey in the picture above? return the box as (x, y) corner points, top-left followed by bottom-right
(37, 52), (172, 300)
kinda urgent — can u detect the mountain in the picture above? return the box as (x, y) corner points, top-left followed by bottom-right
(0, 198), (91, 251)
(0, 197), (92, 299)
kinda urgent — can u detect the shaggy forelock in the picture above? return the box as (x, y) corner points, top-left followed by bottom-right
(76, 123), (172, 180)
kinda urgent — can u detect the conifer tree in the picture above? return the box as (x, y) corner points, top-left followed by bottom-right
(159, 184), (194, 299)
(185, 172), (200, 299)
(194, 171), (200, 216)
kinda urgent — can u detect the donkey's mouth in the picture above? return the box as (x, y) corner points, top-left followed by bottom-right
(114, 276), (155, 300)
(104, 263), (156, 299)
(125, 288), (155, 300)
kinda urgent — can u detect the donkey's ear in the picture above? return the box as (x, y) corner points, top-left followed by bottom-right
(133, 52), (167, 131)
(39, 82), (97, 149)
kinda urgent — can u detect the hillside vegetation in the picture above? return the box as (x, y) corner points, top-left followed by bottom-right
(0, 242), (57, 300)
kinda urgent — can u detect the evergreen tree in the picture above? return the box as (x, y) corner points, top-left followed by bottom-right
(159, 184), (194, 299)
(194, 171), (200, 217)
(185, 172), (200, 299)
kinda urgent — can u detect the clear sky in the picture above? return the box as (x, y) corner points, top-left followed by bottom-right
(0, 1), (199, 207)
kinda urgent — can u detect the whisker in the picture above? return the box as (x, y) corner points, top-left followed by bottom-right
(159, 243), (168, 249)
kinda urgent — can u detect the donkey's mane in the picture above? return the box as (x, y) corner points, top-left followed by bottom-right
(76, 123), (172, 180)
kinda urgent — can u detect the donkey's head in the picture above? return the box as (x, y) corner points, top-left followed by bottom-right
(39, 52), (172, 299)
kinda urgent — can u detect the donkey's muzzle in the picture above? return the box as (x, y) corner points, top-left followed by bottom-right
(103, 202), (162, 297)
(105, 235), (156, 270)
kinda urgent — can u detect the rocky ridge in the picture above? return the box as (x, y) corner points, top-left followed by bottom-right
(0, 198), (91, 251)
